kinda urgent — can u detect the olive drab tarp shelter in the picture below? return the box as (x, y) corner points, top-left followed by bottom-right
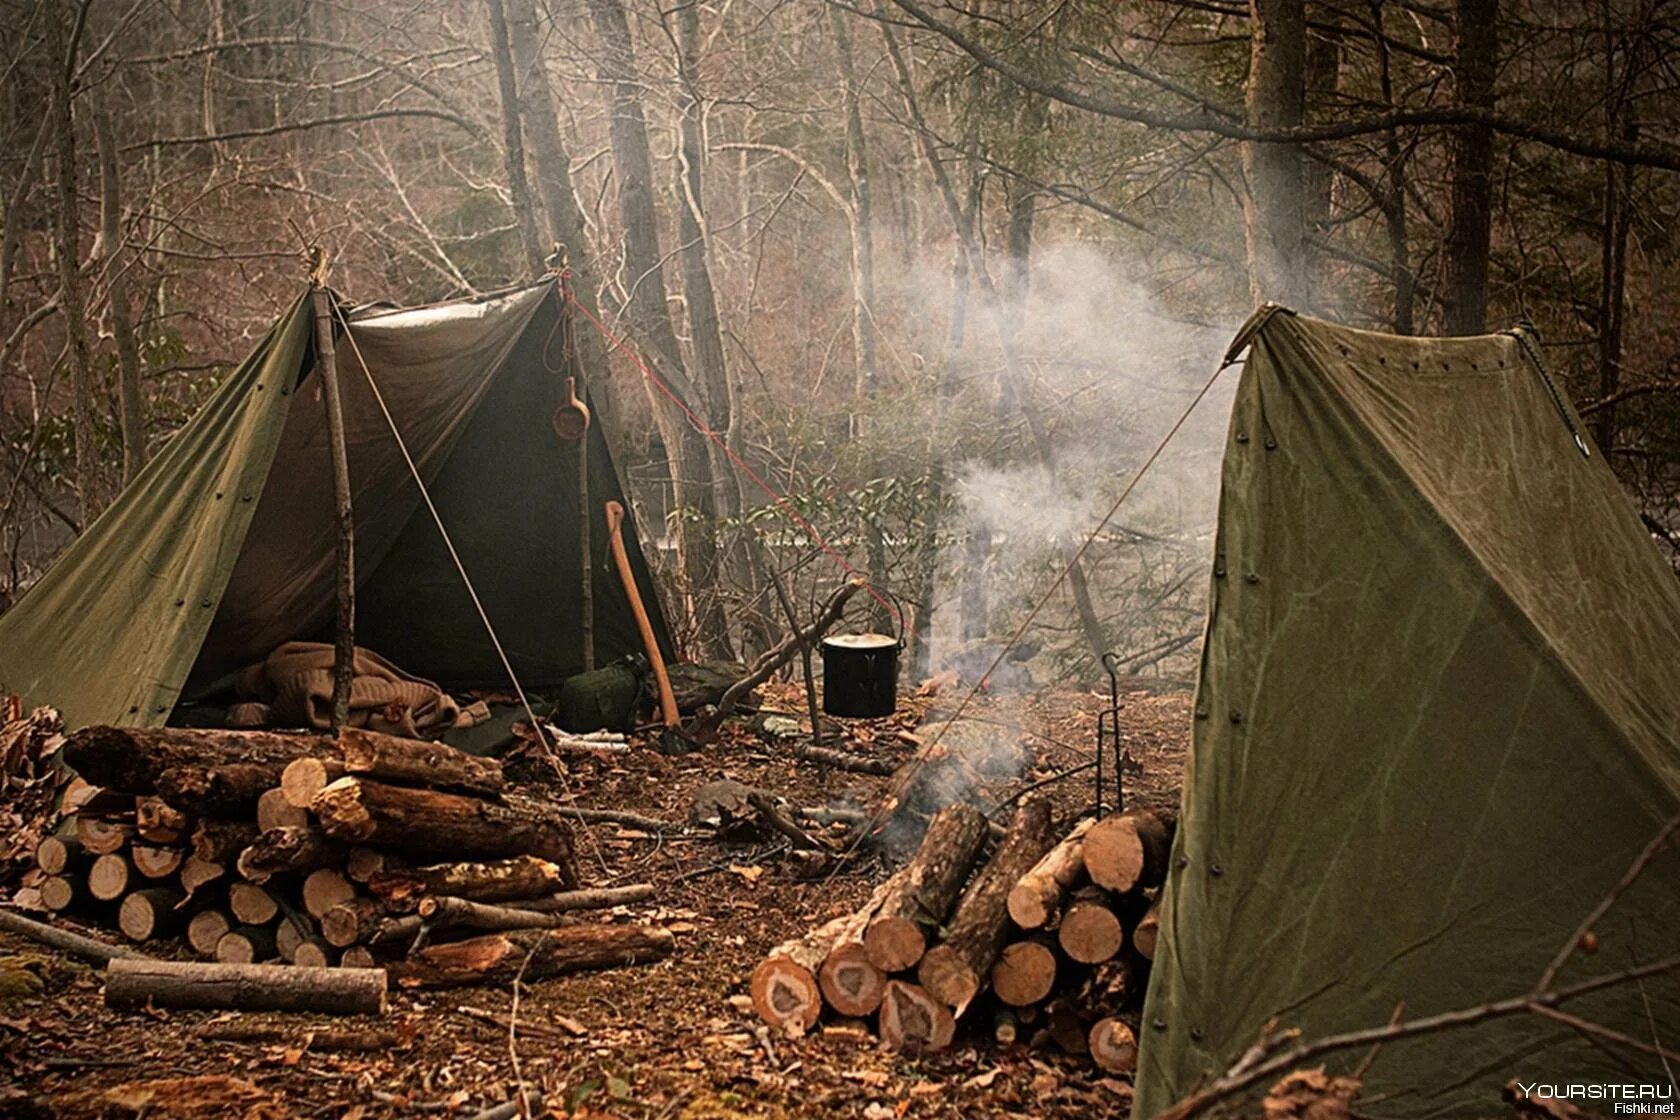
(0, 284), (672, 730)
(1134, 308), (1680, 1118)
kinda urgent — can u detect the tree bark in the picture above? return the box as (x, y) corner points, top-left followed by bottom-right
(93, 91), (146, 484)
(916, 798), (1055, 1015)
(235, 827), (345, 883)
(1443, 0), (1498, 334)
(416, 896), (569, 932)
(135, 797), (190, 845)
(1242, 0), (1310, 309)
(157, 763), (276, 816)
(367, 855), (569, 912)
(863, 802), (989, 971)
(105, 958), (387, 1015)
(312, 777), (578, 879)
(388, 925), (674, 988)
(339, 727), (504, 798)
(1007, 816), (1093, 929)
(65, 726), (324, 795)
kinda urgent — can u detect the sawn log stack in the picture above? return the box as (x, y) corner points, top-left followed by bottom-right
(750, 799), (1173, 1074)
(37, 725), (668, 989)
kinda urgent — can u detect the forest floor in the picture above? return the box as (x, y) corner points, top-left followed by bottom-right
(0, 679), (1192, 1120)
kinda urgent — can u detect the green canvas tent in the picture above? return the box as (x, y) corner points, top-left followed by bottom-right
(1134, 308), (1680, 1118)
(0, 283), (672, 730)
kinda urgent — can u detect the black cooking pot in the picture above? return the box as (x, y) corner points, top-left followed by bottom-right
(821, 592), (904, 719)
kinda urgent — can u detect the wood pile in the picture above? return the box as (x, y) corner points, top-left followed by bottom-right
(34, 725), (670, 989)
(750, 800), (1172, 1074)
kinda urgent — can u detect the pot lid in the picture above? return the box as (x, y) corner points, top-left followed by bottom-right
(822, 632), (897, 650)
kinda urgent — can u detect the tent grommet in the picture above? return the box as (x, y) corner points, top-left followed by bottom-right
(1235, 432), (1249, 444)
(1210, 864), (1224, 877)
(1153, 1018), (1167, 1030)
(1245, 572), (1259, 584)
(1190, 1027), (1205, 1041)
(1229, 710), (1243, 724)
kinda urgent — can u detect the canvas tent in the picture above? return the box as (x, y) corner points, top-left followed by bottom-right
(1134, 308), (1680, 1118)
(0, 283), (672, 730)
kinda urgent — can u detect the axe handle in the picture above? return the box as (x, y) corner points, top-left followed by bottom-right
(604, 501), (680, 729)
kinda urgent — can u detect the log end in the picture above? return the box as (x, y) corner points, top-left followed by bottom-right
(862, 917), (925, 974)
(1089, 1017), (1138, 1074)
(878, 979), (955, 1052)
(818, 943), (886, 1018)
(990, 940), (1057, 1007)
(915, 944), (979, 1017)
(750, 955), (822, 1035)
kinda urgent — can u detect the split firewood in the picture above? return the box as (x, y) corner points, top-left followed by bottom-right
(990, 938), (1057, 1007)
(1007, 817), (1094, 929)
(281, 756), (345, 809)
(40, 875), (79, 911)
(877, 979), (955, 1052)
(1132, 895), (1161, 960)
(64, 726), (325, 796)
(1058, 887), (1124, 965)
(192, 819), (258, 864)
(750, 914), (850, 1034)
(217, 924), (278, 963)
(105, 958), (387, 1015)
(863, 802), (988, 972)
(1088, 1018), (1138, 1074)
(499, 884), (657, 913)
(69, 788), (134, 818)
(229, 883), (279, 925)
(236, 827), (346, 882)
(312, 778), (577, 880)
(156, 763), (275, 816)
(131, 844), (184, 880)
(417, 897), (567, 933)
(917, 798), (1055, 1016)
(35, 834), (83, 875)
(179, 855), (225, 897)
(302, 869), (356, 920)
(367, 855), (568, 912)
(256, 787), (309, 832)
(59, 777), (97, 814)
(119, 887), (185, 941)
(1083, 809), (1171, 893)
(89, 852), (135, 901)
(188, 910), (233, 956)
(76, 816), (131, 856)
(338, 727), (504, 799)
(387, 924), (675, 988)
(135, 797), (190, 845)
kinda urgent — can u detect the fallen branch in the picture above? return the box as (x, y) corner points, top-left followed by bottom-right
(698, 580), (865, 732)
(0, 907), (146, 964)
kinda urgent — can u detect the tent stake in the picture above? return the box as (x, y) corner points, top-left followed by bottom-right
(311, 275), (356, 731)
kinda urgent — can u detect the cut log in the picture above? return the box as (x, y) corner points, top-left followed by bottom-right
(321, 899), (384, 948)
(275, 915), (307, 963)
(338, 727), (504, 798)
(302, 869), (356, 920)
(1007, 817), (1094, 929)
(119, 887), (185, 941)
(292, 940), (336, 968)
(64, 726), (324, 796)
(188, 910), (233, 956)
(135, 797), (191, 844)
(818, 941), (886, 1018)
(71, 788), (134, 818)
(76, 816), (131, 855)
(387, 924), (675, 988)
(192, 819), (258, 864)
(256, 787), (309, 832)
(993, 1005), (1020, 1046)
(89, 852), (135, 901)
(877, 979), (955, 1052)
(340, 946), (378, 969)
(345, 846), (392, 883)
(1132, 896), (1160, 960)
(35, 834), (84, 875)
(501, 884), (656, 913)
(1058, 889), (1124, 965)
(312, 778), (577, 879)
(281, 756), (345, 810)
(157, 763), (274, 816)
(991, 938), (1057, 1007)
(40, 875), (79, 912)
(367, 855), (567, 913)
(863, 802), (989, 972)
(105, 958), (386, 1015)
(229, 883), (279, 925)
(237, 827), (346, 883)
(217, 924), (278, 964)
(179, 855), (225, 897)
(916, 798), (1055, 1016)
(131, 844), (184, 880)
(1089, 1018), (1138, 1074)
(417, 896), (567, 932)
(60, 777), (97, 814)
(1083, 810), (1171, 894)
(750, 915), (846, 1034)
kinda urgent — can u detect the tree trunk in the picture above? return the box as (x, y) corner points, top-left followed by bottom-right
(485, 0), (544, 275)
(389, 925), (674, 988)
(587, 0), (730, 657)
(1242, 0), (1310, 309)
(916, 798), (1055, 1015)
(65, 726), (325, 795)
(93, 92), (146, 484)
(338, 727), (505, 798)
(105, 958), (387, 1015)
(1443, 0), (1498, 334)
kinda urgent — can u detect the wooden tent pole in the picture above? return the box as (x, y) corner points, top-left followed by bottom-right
(310, 263), (356, 731)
